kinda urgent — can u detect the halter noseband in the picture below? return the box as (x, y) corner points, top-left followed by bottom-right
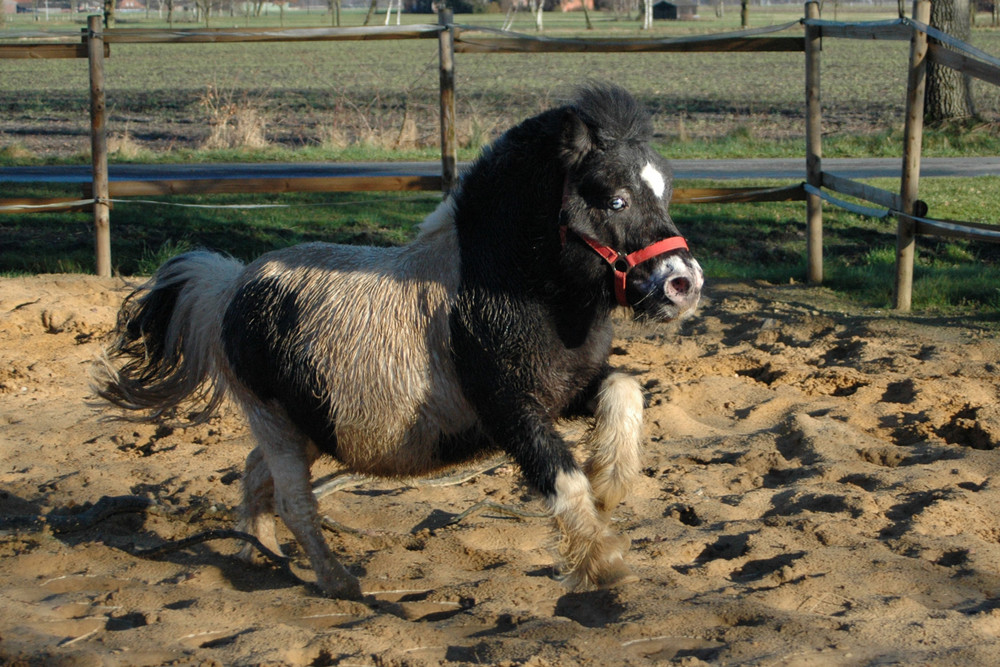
(560, 226), (689, 307)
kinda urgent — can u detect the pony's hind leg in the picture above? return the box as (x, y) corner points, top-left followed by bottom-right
(583, 372), (644, 515)
(245, 405), (363, 600)
(237, 445), (281, 563)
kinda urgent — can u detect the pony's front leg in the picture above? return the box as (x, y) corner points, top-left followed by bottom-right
(548, 468), (638, 589)
(246, 406), (363, 600)
(582, 372), (644, 516)
(540, 373), (644, 589)
(495, 402), (638, 590)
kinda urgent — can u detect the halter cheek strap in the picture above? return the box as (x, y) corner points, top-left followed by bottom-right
(561, 226), (689, 307)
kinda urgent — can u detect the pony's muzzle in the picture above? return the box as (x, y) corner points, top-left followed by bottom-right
(644, 254), (704, 319)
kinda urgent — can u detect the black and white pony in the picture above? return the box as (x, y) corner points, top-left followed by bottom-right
(98, 84), (704, 600)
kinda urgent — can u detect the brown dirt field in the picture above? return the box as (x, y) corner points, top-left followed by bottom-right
(3, 274), (1000, 665)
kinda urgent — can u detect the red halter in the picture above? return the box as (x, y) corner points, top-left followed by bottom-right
(558, 175), (688, 307)
(560, 226), (689, 307)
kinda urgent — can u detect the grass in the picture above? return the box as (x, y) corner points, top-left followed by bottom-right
(2, 7), (1000, 162)
(0, 187), (441, 274)
(2, 6), (1000, 315)
(673, 175), (1000, 313)
(4, 176), (1000, 315)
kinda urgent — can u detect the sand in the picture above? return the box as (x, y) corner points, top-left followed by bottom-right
(2, 273), (1000, 666)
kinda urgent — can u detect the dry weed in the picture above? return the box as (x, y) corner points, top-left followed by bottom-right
(0, 141), (35, 161)
(457, 115), (499, 151)
(108, 128), (148, 159)
(317, 112), (424, 151)
(394, 116), (419, 150)
(199, 84), (269, 151)
(317, 125), (351, 150)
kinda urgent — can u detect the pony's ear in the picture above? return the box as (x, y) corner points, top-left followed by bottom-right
(560, 109), (594, 169)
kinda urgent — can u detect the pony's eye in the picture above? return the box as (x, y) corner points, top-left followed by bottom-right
(608, 196), (628, 211)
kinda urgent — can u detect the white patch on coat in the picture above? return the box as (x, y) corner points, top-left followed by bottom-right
(548, 469), (595, 519)
(640, 162), (666, 199)
(584, 373), (644, 512)
(417, 197), (458, 240)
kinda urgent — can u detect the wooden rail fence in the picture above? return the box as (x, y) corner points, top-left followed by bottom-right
(2, 2), (1000, 311)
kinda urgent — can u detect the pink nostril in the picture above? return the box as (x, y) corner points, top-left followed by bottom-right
(669, 276), (691, 297)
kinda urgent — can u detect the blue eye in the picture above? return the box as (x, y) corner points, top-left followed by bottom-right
(609, 196), (627, 211)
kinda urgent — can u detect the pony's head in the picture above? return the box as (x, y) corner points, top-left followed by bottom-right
(558, 85), (703, 321)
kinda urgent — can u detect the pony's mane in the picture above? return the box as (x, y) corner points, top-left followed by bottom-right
(571, 84), (653, 149)
(454, 84), (652, 211)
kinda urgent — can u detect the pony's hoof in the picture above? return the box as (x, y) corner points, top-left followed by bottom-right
(594, 561), (639, 588)
(238, 543), (285, 566)
(318, 575), (363, 600)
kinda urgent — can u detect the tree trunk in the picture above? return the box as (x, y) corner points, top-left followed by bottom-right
(740, 0), (748, 27)
(363, 0), (377, 25)
(102, 0), (115, 28)
(925, 0), (976, 123)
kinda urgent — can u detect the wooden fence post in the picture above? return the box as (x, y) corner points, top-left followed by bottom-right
(804, 0), (822, 284)
(894, 0), (931, 311)
(87, 14), (111, 278)
(438, 10), (457, 195)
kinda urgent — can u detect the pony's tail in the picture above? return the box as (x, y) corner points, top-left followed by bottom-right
(96, 250), (245, 425)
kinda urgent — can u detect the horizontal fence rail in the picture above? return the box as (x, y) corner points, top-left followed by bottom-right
(2, 4), (1000, 311)
(452, 21), (804, 53)
(102, 24), (445, 43)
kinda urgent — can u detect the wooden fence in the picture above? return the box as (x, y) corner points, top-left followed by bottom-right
(2, 3), (1000, 311)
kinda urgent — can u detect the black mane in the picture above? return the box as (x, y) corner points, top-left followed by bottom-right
(452, 84), (653, 276)
(571, 84), (653, 149)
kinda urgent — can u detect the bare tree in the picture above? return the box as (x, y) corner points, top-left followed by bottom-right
(925, 0), (977, 123)
(502, 2), (518, 31)
(581, 0), (593, 29)
(532, 0), (543, 31)
(194, 0), (214, 26)
(641, 0), (652, 29)
(103, 0), (115, 28)
(385, 0), (400, 25)
(327, 0), (341, 25)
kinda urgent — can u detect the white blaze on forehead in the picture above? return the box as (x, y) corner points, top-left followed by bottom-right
(640, 161), (666, 199)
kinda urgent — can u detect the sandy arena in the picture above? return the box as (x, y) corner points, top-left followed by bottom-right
(2, 273), (1000, 665)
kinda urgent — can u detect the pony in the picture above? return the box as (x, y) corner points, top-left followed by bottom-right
(97, 84), (704, 599)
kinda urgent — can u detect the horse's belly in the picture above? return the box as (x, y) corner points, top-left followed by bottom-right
(333, 406), (482, 477)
